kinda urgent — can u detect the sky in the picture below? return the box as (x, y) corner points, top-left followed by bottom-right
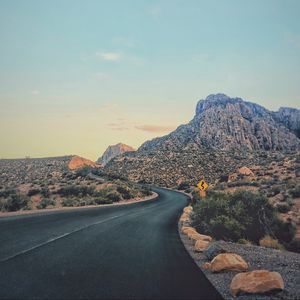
(0, 0), (299, 160)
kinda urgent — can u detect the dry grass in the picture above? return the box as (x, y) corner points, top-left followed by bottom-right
(259, 235), (285, 250)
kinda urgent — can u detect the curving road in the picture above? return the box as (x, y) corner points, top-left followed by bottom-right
(0, 187), (222, 299)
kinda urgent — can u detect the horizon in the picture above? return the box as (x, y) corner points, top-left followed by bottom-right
(1, 0), (300, 160)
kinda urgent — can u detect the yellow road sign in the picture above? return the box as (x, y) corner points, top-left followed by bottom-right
(197, 179), (208, 191)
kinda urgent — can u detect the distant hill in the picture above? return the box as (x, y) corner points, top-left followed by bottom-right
(97, 143), (135, 166)
(68, 155), (98, 170)
(104, 94), (300, 187)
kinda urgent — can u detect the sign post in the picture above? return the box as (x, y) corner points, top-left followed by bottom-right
(197, 179), (208, 198)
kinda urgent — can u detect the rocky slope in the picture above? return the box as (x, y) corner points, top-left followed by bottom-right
(68, 155), (98, 170)
(97, 143), (135, 166)
(104, 94), (300, 187)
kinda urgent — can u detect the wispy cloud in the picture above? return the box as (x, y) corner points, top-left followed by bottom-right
(31, 90), (40, 95)
(97, 103), (118, 112)
(148, 5), (162, 18)
(135, 125), (175, 133)
(96, 52), (122, 61)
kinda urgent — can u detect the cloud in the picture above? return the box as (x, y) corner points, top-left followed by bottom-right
(135, 125), (175, 133)
(97, 103), (118, 112)
(31, 90), (40, 95)
(148, 5), (162, 18)
(107, 121), (129, 131)
(96, 52), (122, 61)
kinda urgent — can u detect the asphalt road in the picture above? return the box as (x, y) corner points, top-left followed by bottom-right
(0, 187), (222, 299)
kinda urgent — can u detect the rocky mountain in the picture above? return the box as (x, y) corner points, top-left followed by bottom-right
(273, 107), (300, 138)
(140, 94), (300, 152)
(104, 94), (300, 187)
(97, 143), (135, 166)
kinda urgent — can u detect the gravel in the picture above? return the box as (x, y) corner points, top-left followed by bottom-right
(178, 221), (300, 300)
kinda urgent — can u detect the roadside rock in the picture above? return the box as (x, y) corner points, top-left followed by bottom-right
(238, 166), (254, 177)
(230, 270), (284, 296)
(183, 206), (193, 214)
(204, 242), (229, 261)
(208, 253), (248, 273)
(194, 240), (210, 252)
(181, 226), (197, 235)
(187, 231), (212, 242)
(179, 213), (190, 222)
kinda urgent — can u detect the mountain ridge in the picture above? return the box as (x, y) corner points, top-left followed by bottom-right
(104, 94), (300, 187)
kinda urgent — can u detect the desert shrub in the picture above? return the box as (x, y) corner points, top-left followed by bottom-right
(272, 218), (296, 244)
(178, 181), (189, 190)
(259, 235), (284, 250)
(289, 185), (300, 198)
(94, 197), (113, 205)
(270, 186), (281, 196)
(58, 185), (95, 197)
(27, 188), (40, 196)
(61, 198), (79, 207)
(37, 198), (55, 209)
(218, 175), (229, 183)
(41, 187), (50, 197)
(0, 188), (17, 198)
(106, 192), (121, 202)
(276, 203), (290, 213)
(75, 166), (92, 178)
(141, 187), (152, 196)
(0, 193), (30, 212)
(116, 186), (133, 199)
(237, 238), (252, 245)
(192, 190), (293, 244)
(286, 240), (300, 253)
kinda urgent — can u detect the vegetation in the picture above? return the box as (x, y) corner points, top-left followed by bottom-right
(0, 192), (30, 212)
(259, 235), (284, 250)
(37, 198), (55, 209)
(192, 190), (295, 247)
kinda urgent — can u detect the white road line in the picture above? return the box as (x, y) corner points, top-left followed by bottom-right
(0, 213), (126, 263)
(0, 201), (167, 263)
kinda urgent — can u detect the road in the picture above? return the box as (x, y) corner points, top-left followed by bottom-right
(0, 187), (222, 299)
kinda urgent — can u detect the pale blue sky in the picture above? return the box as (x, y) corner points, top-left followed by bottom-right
(0, 0), (299, 159)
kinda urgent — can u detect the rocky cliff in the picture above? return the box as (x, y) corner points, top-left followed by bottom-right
(97, 143), (135, 166)
(104, 94), (300, 186)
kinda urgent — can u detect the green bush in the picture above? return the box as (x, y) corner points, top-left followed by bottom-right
(58, 185), (95, 197)
(61, 198), (79, 207)
(27, 188), (40, 196)
(178, 181), (189, 190)
(289, 185), (300, 198)
(0, 193), (30, 212)
(192, 190), (295, 244)
(116, 186), (133, 199)
(276, 203), (290, 213)
(37, 198), (55, 209)
(94, 197), (113, 205)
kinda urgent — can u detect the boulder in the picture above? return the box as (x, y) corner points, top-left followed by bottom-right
(194, 240), (210, 252)
(183, 206), (193, 214)
(187, 231), (212, 242)
(238, 166), (254, 177)
(209, 253), (248, 273)
(179, 213), (190, 222)
(204, 242), (229, 261)
(181, 226), (197, 235)
(230, 270), (284, 296)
